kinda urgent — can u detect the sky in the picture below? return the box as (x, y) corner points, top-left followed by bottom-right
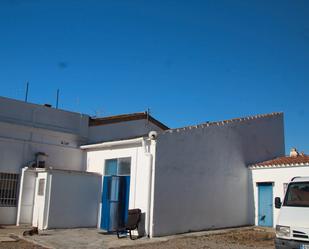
(0, 0), (308, 153)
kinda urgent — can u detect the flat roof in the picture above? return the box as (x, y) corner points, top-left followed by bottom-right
(89, 112), (169, 130)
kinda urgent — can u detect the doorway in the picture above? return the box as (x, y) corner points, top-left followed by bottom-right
(32, 174), (47, 229)
(100, 158), (131, 231)
(258, 183), (273, 227)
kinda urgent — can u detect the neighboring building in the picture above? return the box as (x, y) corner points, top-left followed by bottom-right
(0, 97), (89, 224)
(250, 149), (309, 228)
(82, 112), (285, 237)
(0, 96), (167, 225)
(88, 113), (168, 143)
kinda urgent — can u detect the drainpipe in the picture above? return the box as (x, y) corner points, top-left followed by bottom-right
(142, 131), (157, 238)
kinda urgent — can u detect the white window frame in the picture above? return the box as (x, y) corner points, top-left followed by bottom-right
(104, 157), (131, 176)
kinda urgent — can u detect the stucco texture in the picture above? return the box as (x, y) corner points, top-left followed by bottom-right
(152, 114), (285, 236)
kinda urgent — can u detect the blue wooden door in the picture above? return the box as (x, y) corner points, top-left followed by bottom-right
(101, 176), (110, 230)
(258, 183), (273, 227)
(100, 176), (130, 231)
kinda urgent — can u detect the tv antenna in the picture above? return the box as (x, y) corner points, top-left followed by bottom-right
(24, 81), (29, 102)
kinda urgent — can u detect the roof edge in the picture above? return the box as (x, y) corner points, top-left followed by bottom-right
(81, 136), (145, 150)
(163, 112), (283, 134)
(249, 163), (309, 169)
(89, 112), (169, 130)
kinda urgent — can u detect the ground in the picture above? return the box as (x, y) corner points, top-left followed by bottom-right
(118, 228), (275, 249)
(0, 226), (275, 249)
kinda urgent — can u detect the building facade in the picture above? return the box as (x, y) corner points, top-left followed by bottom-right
(82, 112), (285, 237)
(0, 96), (166, 225)
(250, 149), (309, 228)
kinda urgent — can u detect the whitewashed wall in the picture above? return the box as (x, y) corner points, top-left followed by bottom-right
(0, 97), (89, 224)
(0, 98), (89, 172)
(85, 141), (155, 235)
(152, 114), (285, 236)
(251, 165), (309, 227)
(0, 96), (89, 136)
(17, 170), (36, 224)
(46, 170), (101, 229)
(88, 119), (164, 143)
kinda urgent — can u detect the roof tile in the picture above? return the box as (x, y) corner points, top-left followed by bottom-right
(251, 154), (309, 168)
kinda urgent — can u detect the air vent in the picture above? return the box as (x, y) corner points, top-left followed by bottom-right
(293, 230), (309, 239)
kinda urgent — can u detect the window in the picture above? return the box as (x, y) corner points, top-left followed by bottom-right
(0, 173), (19, 207)
(104, 157), (131, 176)
(284, 182), (309, 207)
(38, 179), (45, 196)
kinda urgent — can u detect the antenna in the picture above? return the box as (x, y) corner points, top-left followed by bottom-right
(25, 81), (29, 102)
(146, 107), (150, 125)
(56, 89), (60, 109)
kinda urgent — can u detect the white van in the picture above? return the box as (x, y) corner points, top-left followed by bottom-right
(275, 177), (309, 249)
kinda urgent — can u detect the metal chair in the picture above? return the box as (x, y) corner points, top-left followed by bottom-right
(116, 208), (141, 240)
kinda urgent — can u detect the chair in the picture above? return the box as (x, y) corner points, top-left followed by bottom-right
(117, 208), (141, 240)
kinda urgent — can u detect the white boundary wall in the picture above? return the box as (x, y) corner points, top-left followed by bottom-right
(152, 114), (285, 236)
(17, 169), (101, 229)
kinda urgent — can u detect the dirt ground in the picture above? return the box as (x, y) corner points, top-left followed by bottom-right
(0, 239), (47, 249)
(116, 228), (275, 249)
(0, 227), (275, 249)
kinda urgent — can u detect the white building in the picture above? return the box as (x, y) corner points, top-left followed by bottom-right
(250, 149), (309, 228)
(0, 96), (167, 226)
(2, 95), (297, 237)
(82, 112), (285, 237)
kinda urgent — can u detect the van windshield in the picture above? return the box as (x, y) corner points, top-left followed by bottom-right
(284, 182), (309, 207)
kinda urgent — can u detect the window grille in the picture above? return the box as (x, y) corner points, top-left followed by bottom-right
(0, 173), (19, 207)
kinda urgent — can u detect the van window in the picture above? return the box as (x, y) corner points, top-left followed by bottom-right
(284, 182), (309, 207)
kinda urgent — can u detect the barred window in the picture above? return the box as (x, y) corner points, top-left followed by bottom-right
(0, 173), (19, 207)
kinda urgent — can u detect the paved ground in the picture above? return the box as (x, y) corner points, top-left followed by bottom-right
(0, 226), (275, 249)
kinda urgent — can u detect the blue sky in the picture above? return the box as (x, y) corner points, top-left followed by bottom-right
(0, 0), (308, 153)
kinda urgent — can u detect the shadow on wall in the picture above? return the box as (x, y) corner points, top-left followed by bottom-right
(137, 212), (146, 237)
(248, 170), (255, 225)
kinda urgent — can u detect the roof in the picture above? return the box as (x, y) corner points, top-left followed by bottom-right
(163, 112), (283, 134)
(89, 112), (169, 130)
(292, 177), (309, 182)
(250, 154), (309, 169)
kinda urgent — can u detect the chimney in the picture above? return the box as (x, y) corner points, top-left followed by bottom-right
(290, 148), (299, 158)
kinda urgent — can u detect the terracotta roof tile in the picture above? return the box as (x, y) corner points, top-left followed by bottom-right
(250, 154), (309, 168)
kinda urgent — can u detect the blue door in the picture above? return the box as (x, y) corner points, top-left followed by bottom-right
(258, 183), (273, 227)
(100, 157), (131, 231)
(100, 176), (130, 231)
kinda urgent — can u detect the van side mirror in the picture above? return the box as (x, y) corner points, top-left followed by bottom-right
(275, 197), (282, 209)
